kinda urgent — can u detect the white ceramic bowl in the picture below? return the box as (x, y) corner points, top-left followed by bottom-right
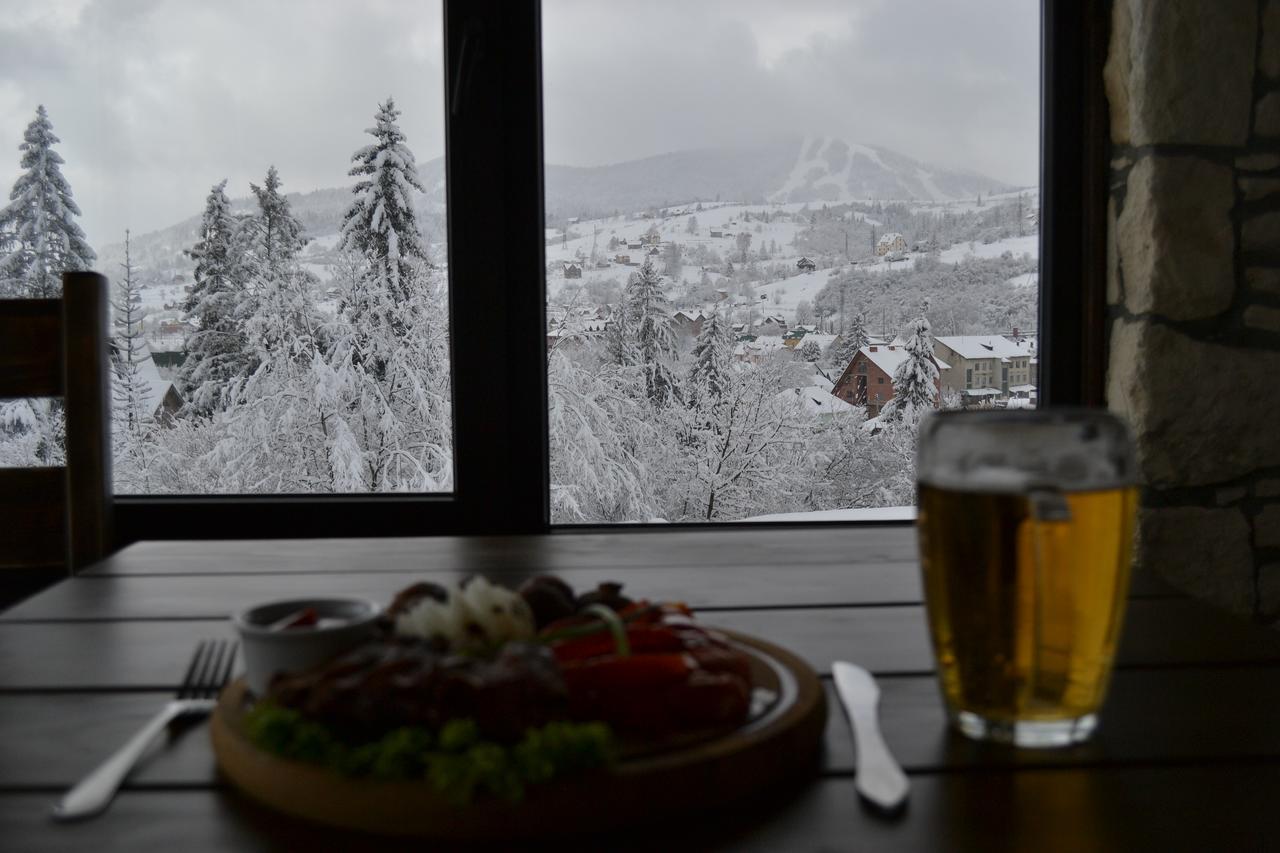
(232, 597), (381, 696)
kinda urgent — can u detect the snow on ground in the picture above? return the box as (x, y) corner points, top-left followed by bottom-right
(306, 233), (342, 252)
(936, 234), (1038, 264)
(750, 267), (838, 319)
(744, 506), (917, 522)
(1006, 271), (1038, 288)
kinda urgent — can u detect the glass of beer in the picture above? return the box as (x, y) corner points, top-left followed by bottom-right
(916, 408), (1138, 747)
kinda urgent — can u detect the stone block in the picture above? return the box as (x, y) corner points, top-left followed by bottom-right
(1257, 479), (1280, 497)
(1104, 0), (1134, 144)
(1108, 318), (1280, 486)
(1237, 153), (1280, 172)
(1118, 0), (1257, 146)
(1247, 267), (1280, 294)
(1118, 157), (1235, 320)
(1137, 505), (1255, 614)
(1256, 504), (1280, 548)
(1217, 486), (1249, 505)
(1256, 92), (1280, 138)
(1265, 0), (1280, 80)
(1243, 211), (1280, 253)
(1244, 304), (1280, 333)
(1239, 177), (1280, 202)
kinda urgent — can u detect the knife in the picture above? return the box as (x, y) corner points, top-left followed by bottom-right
(833, 661), (910, 812)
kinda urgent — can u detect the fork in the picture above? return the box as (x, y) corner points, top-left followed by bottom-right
(50, 639), (238, 822)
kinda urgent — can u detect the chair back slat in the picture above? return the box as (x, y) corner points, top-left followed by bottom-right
(0, 300), (63, 399)
(0, 272), (113, 590)
(61, 272), (114, 571)
(0, 467), (66, 569)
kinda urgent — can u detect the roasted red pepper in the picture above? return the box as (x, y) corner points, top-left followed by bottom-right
(549, 623), (717, 665)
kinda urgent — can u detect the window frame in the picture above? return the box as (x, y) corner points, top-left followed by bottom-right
(113, 0), (1108, 544)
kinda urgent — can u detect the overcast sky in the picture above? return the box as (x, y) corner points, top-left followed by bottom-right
(0, 0), (1038, 245)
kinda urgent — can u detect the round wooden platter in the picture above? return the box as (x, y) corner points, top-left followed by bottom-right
(209, 629), (827, 840)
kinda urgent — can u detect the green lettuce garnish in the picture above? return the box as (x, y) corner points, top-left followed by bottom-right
(244, 703), (614, 805)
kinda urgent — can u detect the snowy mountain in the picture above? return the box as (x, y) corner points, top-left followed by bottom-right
(425, 135), (1016, 220)
(95, 136), (1016, 271)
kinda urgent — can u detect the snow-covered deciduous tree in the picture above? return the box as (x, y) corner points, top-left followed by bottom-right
(548, 350), (658, 522)
(0, 105), (95, 298)
(680, 358), (801, 521)
(880, 315), (939, 423)
(180, 180), (252, 413)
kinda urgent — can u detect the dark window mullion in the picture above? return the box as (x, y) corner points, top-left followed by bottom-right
(1039, 0), (1109, 407)
(444, 0), (549, 533)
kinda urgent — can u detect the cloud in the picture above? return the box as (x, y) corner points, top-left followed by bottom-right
(0, 0), (1037, 247)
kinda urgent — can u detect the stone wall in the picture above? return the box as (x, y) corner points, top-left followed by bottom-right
(1105, 0), (1280, 622)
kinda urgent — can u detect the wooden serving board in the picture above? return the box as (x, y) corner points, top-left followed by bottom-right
(210, 629), (826, 840)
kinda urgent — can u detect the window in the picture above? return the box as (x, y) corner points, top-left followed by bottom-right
(0, 0), (1105, 540)
(0, 1), (455, 504)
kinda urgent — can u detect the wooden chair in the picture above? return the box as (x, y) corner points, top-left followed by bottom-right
(0, 271), (113, 606)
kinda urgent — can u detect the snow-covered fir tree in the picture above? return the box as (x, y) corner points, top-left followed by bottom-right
(798, 339), (822, 362)
(880, 315), (939, 422)
(247, 165), (307, 272)
(180, 180), (252, 412)
(339, 97), (428, 309)
(238, 166), (322, 368)
(624, 256), (677, 405)
(324, 98), (452, 491)
(0, 105), (95, 297)
(828, 312), (868, 372)
(111, 231), (153, 437)
(687, 308), (732, 401)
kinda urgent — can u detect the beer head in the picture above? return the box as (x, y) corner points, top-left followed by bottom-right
(917, 408), (1136, 495)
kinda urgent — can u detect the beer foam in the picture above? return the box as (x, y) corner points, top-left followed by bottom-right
(917, 412), (1136, 494)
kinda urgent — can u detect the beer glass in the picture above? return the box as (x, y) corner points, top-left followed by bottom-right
(916, 409), (1138, 747)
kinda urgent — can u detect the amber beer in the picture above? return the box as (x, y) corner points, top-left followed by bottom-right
(916, 410), (1138, 747)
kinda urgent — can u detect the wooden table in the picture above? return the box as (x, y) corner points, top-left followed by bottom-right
(3, 527), (1279, 851)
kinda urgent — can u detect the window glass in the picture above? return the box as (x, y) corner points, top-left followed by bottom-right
(542, 0), (1039, 522)
(0, 1), (453, 495)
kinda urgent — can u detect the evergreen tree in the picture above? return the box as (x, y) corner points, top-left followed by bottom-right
(339, 97), (427, 307)
(111, 231), (153, 436)
(180, 179), (251, 412)
(247, 165), (307, 272)
(881, 315), (939, 422)
(828, 312), (868, 373)
(0, 105), (96, 297)
(240, 166), (321, 366)
(688, 308), (732, 400)
(624, 256), (677, 405)
(798, 339), (822, 362)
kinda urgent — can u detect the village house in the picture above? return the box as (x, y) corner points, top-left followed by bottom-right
(874, 232), (907, 256)
(709, 229), (724, 238)
(832, 344), (946, 418)
(670, 309), (707, 341)
(562, 261), (582, 279)
(754, 315), (788, 337)
(776, 385), (857, 421)
(796, 257), (817, 272)
(933, 335), (1035, 404)
(732, 336), (789, 365)
(614, 253), (631, 265)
